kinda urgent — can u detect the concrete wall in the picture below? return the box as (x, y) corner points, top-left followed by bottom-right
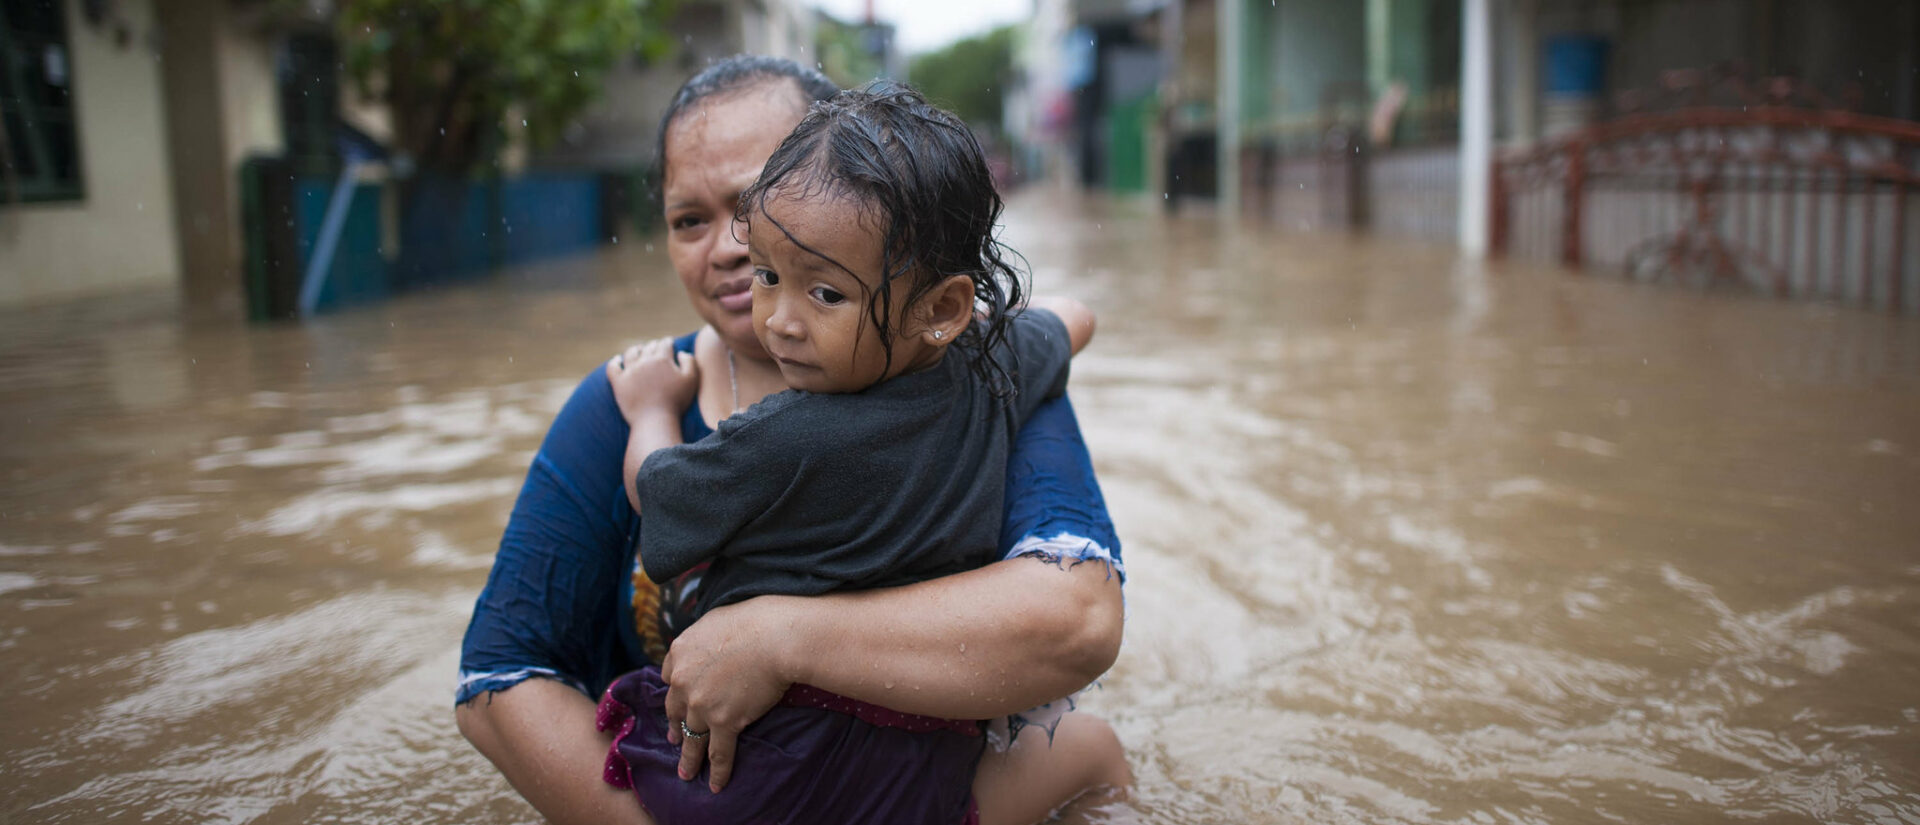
(157, 0), (285, 318)
(739, 0), (815, 64)
(0, 0), (178, 306)
(218, 24), (283, 172)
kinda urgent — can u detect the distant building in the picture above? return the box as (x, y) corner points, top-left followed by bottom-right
(1004, 0), (1079, 186)
(0, 0), (299, 312)
(814, 10), (901, 90)
(1036, 0), (1919, 301)
(536, 0), (817, 172)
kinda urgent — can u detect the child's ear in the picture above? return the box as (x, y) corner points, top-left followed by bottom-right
(916, 274), (975, 346)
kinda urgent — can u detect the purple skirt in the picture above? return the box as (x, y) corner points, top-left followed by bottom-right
(597, 667), (984, 825)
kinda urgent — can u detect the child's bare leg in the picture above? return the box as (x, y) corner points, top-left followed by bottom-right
(973, 712), (1133, 825)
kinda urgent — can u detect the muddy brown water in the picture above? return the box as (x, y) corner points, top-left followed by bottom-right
(4, 192), (1918, 824)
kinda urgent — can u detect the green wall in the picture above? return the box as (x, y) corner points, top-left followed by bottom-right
(1272, 0), (1368, 124)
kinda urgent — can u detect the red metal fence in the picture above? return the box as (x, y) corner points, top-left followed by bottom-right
(1492, 108), (1920, 312)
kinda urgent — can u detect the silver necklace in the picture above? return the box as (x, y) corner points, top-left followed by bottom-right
(727, 348), (741, 413)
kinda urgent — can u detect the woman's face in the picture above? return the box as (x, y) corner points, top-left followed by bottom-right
(661, 82), (810, 359)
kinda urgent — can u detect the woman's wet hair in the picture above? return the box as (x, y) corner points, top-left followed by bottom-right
(739, 81), (1026, 396)
(655, 55), (839, 189)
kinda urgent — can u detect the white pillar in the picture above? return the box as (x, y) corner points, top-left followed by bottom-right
(1217, 0), (1243, 217)
(1457, 0), (1494, 256)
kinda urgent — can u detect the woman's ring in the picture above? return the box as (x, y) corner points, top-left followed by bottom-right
(680, 720), (710, 741)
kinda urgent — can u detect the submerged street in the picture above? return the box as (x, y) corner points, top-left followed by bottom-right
(3, 192), (1918, 823)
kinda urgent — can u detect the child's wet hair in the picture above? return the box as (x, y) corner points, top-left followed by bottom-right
(738, 81), (1026, 396)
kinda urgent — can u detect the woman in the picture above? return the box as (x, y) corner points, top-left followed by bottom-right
(455, 57), (1127, 825)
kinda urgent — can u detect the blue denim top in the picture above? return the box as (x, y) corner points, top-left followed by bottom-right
(456, 332), (1122, 704)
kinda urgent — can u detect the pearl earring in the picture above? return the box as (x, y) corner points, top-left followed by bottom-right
(932, 330), (944, 340)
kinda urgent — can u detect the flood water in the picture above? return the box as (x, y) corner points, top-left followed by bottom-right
(4, 192), (1919, 824)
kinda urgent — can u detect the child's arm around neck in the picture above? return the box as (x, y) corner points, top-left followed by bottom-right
(606, 338), (702, 515)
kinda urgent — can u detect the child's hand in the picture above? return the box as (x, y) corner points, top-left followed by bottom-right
(606, 338), (700, 424)
(1028, 295), (1097, 354)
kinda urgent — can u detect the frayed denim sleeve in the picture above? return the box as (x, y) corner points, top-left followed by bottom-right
(990, 395), (1122, 749)
(1000, 396), (1123, 583)
(1003, 533), (1124, 583)
(456, 368), (637, 706)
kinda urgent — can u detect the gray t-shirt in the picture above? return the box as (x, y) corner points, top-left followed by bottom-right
(635, 308), (1073, 620)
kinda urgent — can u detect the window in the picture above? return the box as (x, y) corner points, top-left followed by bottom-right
(1, 0), (83, 204)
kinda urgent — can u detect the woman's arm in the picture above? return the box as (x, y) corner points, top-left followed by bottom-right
(723, 555), (1121, 714)
(662, 554), (1122, 793)
(660, 395), (1123, 792)
(456, 680), (655, 825)
(456, 366), (651, 823)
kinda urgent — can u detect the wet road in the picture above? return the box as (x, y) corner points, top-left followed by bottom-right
(4, 192), (1919, 823)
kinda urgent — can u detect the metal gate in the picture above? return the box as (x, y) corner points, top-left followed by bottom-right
(1492, 109), (1920, 312)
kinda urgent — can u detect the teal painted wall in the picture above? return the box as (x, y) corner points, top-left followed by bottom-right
(1270, 0), (1368, 125)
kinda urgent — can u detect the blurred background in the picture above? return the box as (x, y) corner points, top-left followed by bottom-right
(3, 1), (1919, 823)
(6, 0), (1916, 314)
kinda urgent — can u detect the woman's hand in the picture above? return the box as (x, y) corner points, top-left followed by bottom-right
(657, 597), (798, 794)
(607, 338), (700, 425)
(655, 552), (1123, 793)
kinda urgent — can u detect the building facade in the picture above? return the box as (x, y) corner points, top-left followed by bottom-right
(1016, 0), (1919, 308)
(1, 0), (816, 313)
(2, 0), (183, 306)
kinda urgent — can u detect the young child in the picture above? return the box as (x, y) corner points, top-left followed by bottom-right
(595, 83), (1124, 824)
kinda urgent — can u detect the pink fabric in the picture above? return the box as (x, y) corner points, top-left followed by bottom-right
(596, 684), (639, 789)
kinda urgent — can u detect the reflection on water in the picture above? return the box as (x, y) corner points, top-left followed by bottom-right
(4, 193), (1918, 823)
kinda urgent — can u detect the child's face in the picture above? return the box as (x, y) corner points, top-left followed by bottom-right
(746, 190), (927, 394)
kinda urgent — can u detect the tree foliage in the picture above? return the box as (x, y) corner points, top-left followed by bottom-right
(337, 0), (672, 175)
(908, 25), (1018, 135)
(814, 15), (888, 90)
